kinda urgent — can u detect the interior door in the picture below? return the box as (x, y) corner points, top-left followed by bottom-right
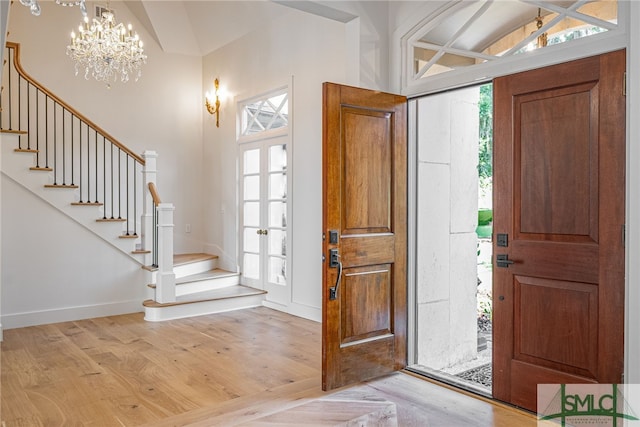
(240, 135), (289, 306)
(492, 50), (626, 411)
(322, 82), (407, 391)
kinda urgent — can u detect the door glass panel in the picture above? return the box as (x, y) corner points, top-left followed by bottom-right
(269, 256), (286, 285)
(243, 253), (260, 280)
(244, 201), (260, 226)
(269, 201), (287, 227)
(268, 229), (286, 256)
(239, 133), (289, 303)
(244, 149), (260, 174)
(241, 92), (289, 136)
(244, 175), (260, 200)
(269, 144), (287, 171)
(269, 173), (287, 199)
(244, 228), (260, 253)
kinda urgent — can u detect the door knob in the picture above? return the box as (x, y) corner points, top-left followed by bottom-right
(496, 254), (515, 268)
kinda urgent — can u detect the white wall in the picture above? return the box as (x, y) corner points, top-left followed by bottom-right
(0, 0), (10, 342)
(2, 0), (203, 328)
(6, 0), (203, 254)
(320, 1), (389, 90)
(202, 10), (348, 321)
(1, 175), (147, 327)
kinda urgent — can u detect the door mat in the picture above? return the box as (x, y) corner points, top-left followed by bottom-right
(455, 363), (492, 389)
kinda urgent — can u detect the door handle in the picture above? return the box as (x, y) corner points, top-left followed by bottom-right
(329, 249), (342, 300)
(256, 229), (269, 235)
(496, 254), (515, 268)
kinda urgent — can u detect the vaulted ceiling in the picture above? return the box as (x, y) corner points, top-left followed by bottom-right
(124, 0), (358, 56)
(120, 0), (617, 60)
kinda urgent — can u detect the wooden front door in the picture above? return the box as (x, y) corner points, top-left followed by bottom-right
(322, 82), (407, 391)
(492, 50), (626, 411)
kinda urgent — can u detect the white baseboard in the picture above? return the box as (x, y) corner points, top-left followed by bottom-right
(262, 300), (321, 323)
(1, 300), (144, 330)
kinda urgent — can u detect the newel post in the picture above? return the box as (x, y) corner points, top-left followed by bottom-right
(141, 151), (157, 266)
(156, 202), (176, 303)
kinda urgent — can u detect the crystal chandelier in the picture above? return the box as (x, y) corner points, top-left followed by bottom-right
(20, 0), (87, 17)
(66, 7), (147, 85)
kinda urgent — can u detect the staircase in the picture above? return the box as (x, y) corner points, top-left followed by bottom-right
(1, 41), (265, 324)
(143, 253), (266, 321)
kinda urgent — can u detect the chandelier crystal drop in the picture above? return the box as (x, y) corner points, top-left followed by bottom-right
(66, 10), (147, 85)
(20, 0), (87, 17)
(19, 0), (41, 16)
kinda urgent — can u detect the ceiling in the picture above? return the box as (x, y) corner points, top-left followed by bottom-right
(123, 0), (358, 56)
(119, 1), (611, 58)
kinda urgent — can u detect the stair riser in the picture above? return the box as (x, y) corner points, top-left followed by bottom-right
(175, 275), (240, 296)
(174, 259), (217, 278)
(144, 294), (265, 322)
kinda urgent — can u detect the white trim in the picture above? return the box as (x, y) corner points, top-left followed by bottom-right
(237, 85), (289, 144)
(625, 0), (640, 384)
(1, 300), (143, 330)
(263, 300), (321, 323)
(406, 98), (418, 365)
(404, 31), (626, 98)
(236, 77), (294, 311)
(396, 1), (627, 98)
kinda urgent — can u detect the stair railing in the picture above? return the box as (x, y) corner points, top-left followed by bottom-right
(148, 182), (161, 268)
(1, 42), (144, 238)
(141, 153), (175, 302)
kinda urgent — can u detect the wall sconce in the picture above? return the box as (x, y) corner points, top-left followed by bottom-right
(205, 78), (221, 127)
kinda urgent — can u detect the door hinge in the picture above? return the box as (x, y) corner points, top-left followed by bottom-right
(623, 72), (627, 96)
(622, 224), (626, 247)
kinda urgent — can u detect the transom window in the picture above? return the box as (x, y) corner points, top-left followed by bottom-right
(407, 0), (618, 84)
(239, 89), (289, 137)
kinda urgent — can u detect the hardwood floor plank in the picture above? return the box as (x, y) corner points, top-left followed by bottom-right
(146, 377), (325, 427)
(2, 307), (536, 426)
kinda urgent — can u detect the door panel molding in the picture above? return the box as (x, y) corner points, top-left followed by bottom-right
(322, 82), (407, 391)
(492, 50), (625, 411)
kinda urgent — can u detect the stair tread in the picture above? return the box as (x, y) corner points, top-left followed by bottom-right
(143, 253), (220, 272)
(142, 285), (266, 308)
(173, 253), (219, 266)
(176, 268), (238, 285)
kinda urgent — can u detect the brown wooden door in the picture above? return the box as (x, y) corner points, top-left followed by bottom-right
(322, 82), (407, 391)
(492, 50), (626, 411)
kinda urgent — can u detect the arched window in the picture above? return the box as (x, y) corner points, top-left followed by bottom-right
(404, 1), (618, 88)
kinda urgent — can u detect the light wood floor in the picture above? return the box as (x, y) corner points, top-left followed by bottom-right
(1, 307), (537, 426)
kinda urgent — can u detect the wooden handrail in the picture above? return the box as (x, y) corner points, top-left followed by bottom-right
(5, 42), (145, 165)
(148, 182), (161, 206)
